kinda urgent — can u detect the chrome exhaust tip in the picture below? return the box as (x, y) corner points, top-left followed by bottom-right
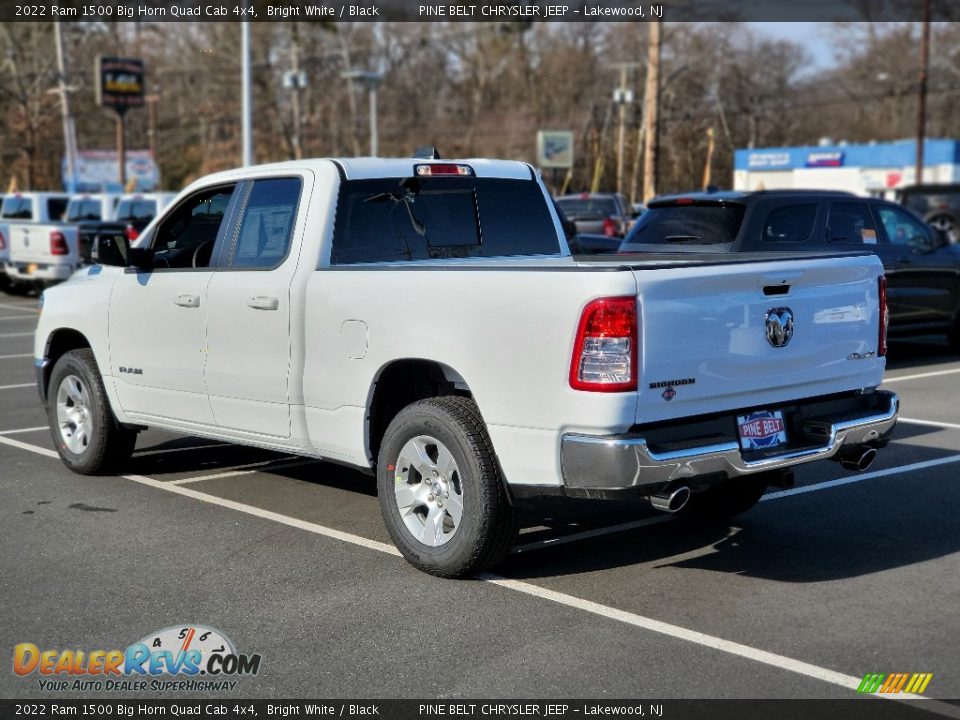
(649, 485), (692, 513)
(838, 446), (877, 473)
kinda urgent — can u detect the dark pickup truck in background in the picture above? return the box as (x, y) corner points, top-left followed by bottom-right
(618, 189), (960, 347)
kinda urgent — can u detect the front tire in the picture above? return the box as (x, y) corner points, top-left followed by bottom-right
(46, 349), (137, 475)
(377, 396), (518, 578)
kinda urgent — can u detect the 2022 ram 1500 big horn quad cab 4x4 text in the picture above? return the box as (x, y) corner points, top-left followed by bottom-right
(34, 157), (898, 577)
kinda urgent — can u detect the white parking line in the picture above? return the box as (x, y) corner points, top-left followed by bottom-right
(169, 457), (311, 485)
(0, 353), (32, 360)
(0, 383), (34, 390)
(0, 316), (38, 322)
(0, 332), (34, 338)
(2, 433), (959, 712)
(761, 454), (960, 501)
(0, 434), (58, 458)
(900, 417), (960, 431)
(884, 367), (960, 383)
(0, 303), (37, 314)
(0, 425), (47, 435)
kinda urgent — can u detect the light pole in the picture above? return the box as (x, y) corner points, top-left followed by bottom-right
(342, 69), (383, 157)
(241, 18), (253, 166)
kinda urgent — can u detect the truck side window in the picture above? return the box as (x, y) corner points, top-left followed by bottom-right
(877, 206), (931, 248)
(152, 185), (235, 269)
(827, 202), (877, 245)
(230, 178), (301, 269)
(762, 204), (817, 243)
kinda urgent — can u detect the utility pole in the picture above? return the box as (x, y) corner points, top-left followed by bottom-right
(915, 0), (931, 185)
(53, 22), (79, 193)
(146, 92), (160, 187)
(291, 34), (303, 160)
(702, 127), (715, 190)
(341, 70), (383, 157)
(642, 21), (661, 203)
(610, 62), (639, 196)
(241, 18), (253, 166)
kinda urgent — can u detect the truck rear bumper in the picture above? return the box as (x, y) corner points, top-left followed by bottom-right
(560, 390), (898, 493)
(5, 262), (75, 284)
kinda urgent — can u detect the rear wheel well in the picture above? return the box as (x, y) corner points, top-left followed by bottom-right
(367, 360), (472, 464)
(42, 329), (92, 396)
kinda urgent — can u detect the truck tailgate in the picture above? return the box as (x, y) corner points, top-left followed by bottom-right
(633, 254), (886, 424)
(8, 224), (78, 265)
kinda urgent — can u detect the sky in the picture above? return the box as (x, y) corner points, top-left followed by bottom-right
(748, 22), (837, 69)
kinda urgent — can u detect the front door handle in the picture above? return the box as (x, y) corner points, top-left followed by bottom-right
(247, 296), (279, 311)
(174, 294), (201, 308)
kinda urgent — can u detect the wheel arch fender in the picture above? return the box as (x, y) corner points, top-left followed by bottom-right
(365, 357), (476, 466)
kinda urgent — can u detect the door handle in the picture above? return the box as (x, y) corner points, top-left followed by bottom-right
(174, 294), (201, 308)
(247, 296), (279, 311)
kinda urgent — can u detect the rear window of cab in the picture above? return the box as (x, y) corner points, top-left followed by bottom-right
(331, 176), (560, 265)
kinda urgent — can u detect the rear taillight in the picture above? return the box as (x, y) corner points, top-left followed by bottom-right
(878, 275), (888, 357)
(50, 231), (69, 256)
(570, 296), (637, 392)
(124, 224), (139, 241)
(602, 216), (618, 237)
(0, 230), (5, 251)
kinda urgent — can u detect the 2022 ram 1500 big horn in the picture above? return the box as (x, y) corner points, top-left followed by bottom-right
(34, 157), (898, 577)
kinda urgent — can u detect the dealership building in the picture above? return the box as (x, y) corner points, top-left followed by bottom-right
(733, 138), (960, 197)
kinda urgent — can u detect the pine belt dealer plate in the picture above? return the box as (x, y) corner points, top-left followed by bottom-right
(737, 410), (788, 451)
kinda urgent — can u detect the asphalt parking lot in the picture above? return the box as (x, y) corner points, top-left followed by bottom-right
(2, 292), (960, 709)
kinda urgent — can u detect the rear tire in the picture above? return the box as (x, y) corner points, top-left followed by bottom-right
(377, 396), (518, 578)
(677, 475), (769, 520)
(46, 348), (137, 475)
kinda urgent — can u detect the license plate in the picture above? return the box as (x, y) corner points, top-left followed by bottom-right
(737, 410), (788, 451)
(27, 263), (37, 274)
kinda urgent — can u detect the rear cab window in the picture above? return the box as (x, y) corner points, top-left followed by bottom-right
(67, 198), (103, 222)
(1, 196), (34, 220)
(827, 202), (878, 245)
(556, 197), (619, 219)
(331, 175), (560, 265)
(117, 199), (157, 223)
(621, 202), (746, 247)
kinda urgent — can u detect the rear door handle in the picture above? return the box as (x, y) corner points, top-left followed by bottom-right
(174, 294), (201, 308)
(247, 296), (279, 311)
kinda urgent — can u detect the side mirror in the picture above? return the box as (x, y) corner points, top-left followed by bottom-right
(92, 234), (155, 269)
(92, 234), (130, 267)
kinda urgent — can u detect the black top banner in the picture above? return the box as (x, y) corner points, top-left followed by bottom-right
(4, 0), (959, 22)
(1, 699), (957, 720)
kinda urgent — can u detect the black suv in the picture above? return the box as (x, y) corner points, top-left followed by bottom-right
(618, 189), (960, 346)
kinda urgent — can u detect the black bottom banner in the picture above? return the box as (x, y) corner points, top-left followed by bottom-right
(2, 699), (958, 720)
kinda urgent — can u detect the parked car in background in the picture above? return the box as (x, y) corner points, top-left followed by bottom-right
(555, 192), (636, 237)
(896, 184), (960, 244)
(1, 192), (76, 293)
(67, 194), (121, 263)
(80, 192), (176, 264)
(619, 189), (960, 346)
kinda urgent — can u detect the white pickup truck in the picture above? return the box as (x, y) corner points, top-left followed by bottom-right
(34, 156), (899, 577)
(2, 192), (77, 292)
